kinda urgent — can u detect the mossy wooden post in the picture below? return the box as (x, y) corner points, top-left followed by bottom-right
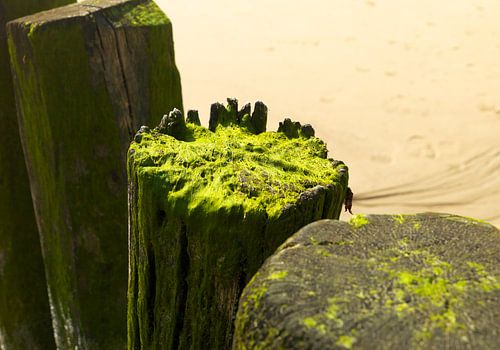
(234, 213), (500, 350)
(0, 0), (74, 349)
(127, 99), (349, 349)
(6, 0), (183, 348)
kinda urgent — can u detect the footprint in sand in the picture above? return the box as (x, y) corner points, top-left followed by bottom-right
(319, 96), (335, 104)
(478, 103), (498, 114)
(355, 66), (370, 73)
(406, 135), (436, 159)
(370, 153), (392, 163)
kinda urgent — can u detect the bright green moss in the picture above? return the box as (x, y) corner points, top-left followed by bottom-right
(349, 214), (369, 229)
(237, 273), (269, 334)
(324, 298), (344, 329)
(303, 317), (317, 328)
(466, 262), (500, 292)
(335, 335), (356, 349)
(268, 271), (288, 280)
(130, 124), (344, 220)
(393, 214), (405, 224)
(131, 101), (348, 349)
(303, 318), (327, 335)
(325, 302), (340, 320)
(106, 1), (169, 27)
(246, 285), (268, 310)
(376, 245), (499, 345)
(334, 240), (354, 246)
(316, 248), (331, 257)
(303, 218), (497, 348)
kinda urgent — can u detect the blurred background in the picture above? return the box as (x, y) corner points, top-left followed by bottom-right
(156, 0), (500, 226)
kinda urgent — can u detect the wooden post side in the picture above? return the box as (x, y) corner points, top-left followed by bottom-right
(7, 0), (183, 347)
(128, 101), (349, 349)
(0, 0), (74, 349)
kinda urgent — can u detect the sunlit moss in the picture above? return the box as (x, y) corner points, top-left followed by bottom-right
(268, 271), (288, 280)
(130, 123), (345, 220)
(349, 214), (369, 229)
(336, 334), (356, 349)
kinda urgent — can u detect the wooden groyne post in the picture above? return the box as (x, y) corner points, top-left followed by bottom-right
(234, 214), (500, 349)
(7, 0), (183, 347)
(0, 0), (73, 349)
(127, 99), (349, 349)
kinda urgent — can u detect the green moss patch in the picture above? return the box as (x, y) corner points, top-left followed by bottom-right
(105, 1), (169, 27)
(128, 100), (348, 349)
(349, 214), (369, 229)
(130, 106), (346, 220)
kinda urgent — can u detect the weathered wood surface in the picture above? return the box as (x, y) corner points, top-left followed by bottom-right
(7, 0), (183, 348)
(127, 100), (349, 350)
(233, 213), (500, 350)
(0, 0), (74, 349)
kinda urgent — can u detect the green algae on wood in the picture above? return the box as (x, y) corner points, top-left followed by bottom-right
(233, 213), (500, 350)
(0, 0), (75, 349)
(127, 99), (349, 350)
(349, 214), (369, 229)
(6, 0), (182, 348)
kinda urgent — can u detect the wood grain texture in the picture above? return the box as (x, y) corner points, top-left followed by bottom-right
(234, 213), (500, 350)
(127, 104), (348, 350)
(7, 0), (182, 348)
(0, 0), (74, 349)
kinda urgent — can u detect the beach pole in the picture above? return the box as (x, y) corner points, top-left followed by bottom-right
(127, 100), (349, 349)
(234, 213), (500, 349)
(7, 0), (182, 347)
(0, 0), (74, 348)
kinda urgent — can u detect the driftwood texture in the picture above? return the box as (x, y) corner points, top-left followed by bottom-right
(0, 0), (74, 349)
(7, 0), (183, 348)
(127, 100), (349, 350)
(234, 213), (500, 350)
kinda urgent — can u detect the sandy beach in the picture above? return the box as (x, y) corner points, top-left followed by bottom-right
(157, 0), (500, 226)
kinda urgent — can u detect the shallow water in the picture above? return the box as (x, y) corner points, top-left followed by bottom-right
(157, 0), (500, 226)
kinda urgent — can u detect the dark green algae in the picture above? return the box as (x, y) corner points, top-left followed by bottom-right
(6, 0), (183, 348)
(0, 0), (74, 349)
(127, 104), (349, 349)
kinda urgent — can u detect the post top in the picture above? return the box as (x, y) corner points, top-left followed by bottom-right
(7, 0), (168, 30)
(129, 99), (349, 219)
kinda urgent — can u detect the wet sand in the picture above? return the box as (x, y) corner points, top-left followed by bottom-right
(157, 0), (500, 226)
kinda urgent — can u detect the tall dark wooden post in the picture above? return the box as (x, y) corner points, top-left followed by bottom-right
(0, 0), (74, 349)
(7, 0), (183, 347)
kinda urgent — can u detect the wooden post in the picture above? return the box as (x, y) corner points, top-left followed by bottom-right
(234, 213), (500, 350)
(7, 0), (183, 348)
(0, 0), (74, 349)
(127, 100), (349, 349)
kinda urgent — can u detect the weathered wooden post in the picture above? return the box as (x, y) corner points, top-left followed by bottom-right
(7, 0), (183, 347)
(0, 0), (74, 349)
(127, 99), (349, 349)
(234, 213), (500, 349)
